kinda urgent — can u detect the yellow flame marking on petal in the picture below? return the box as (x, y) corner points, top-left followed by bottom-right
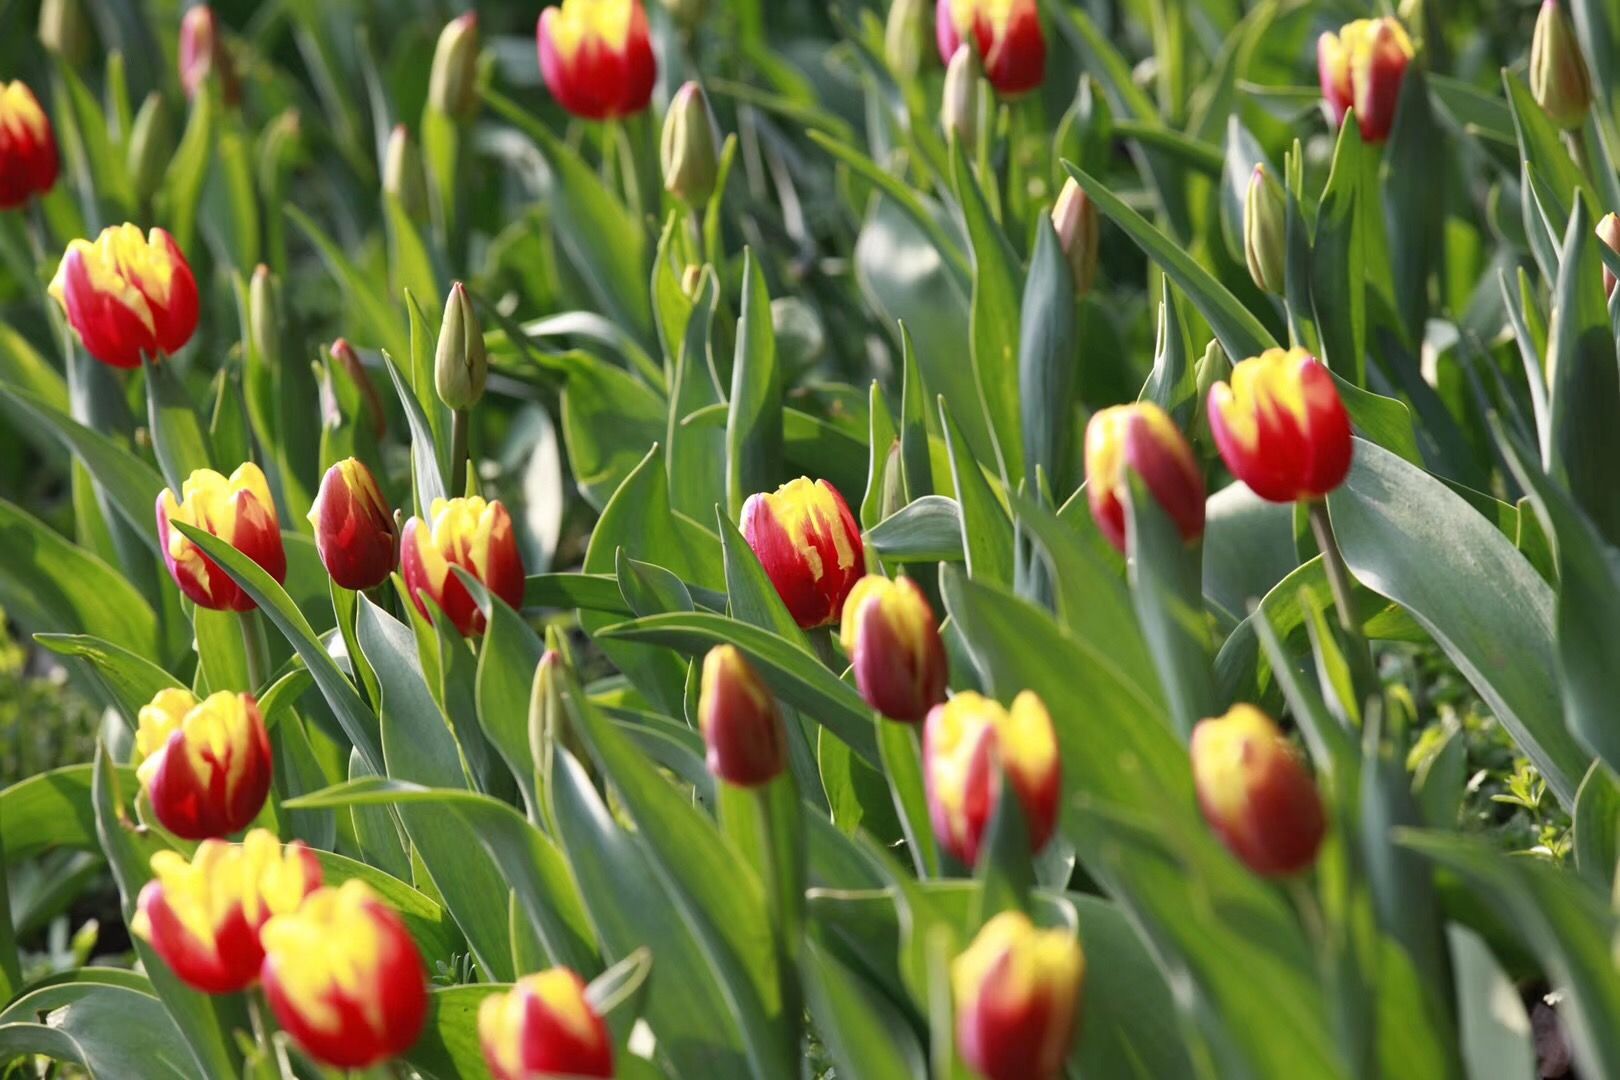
(763, 477), (855, 582)
(131, 829), (315, 950)
(260, 880), (388, 1036)
(0, 82), (49, 144)
(547, 0), (635, 59)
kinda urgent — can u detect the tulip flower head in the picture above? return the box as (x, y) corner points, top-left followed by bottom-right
(1317, 17), (1414, 143)
(538, 0), (658, 121)
(308, 458), (398, 591)
(952, 911), (1084, 1080)
(50, 224), (200, 368)
(924, 691), (1060, 867)
(1599, 212), (1620, 298)
(1207, 348), (1353, 503)
(156, 463), (287, 611)
(0, 81), (59, 209)
(435, 281), (488, 411)
(1191, 704), (1326, 877)
(1051, 178), (1099, 296)
(839, 575), (948, 723)
(936, 0), (1046, 97)
(698, 645), (786, 787)
(479, 967), (614, 1080)
(941, 45), (984, 152)
(132, 829), (322, 994)
(260, 880), (428, 1069)
(1244, 164), (1287, 296)
(741, 477), (865, 629)
(428, 12), (481, 120)
(885, 0), (932, 81)
(1083, 401), (1206, 554)
(178, 6), (240, 104)
(661, 81), (721, 206)
(401, 496), (526, 636)
(135, 688), (273, 841)
(1530, 0), (1591, 130)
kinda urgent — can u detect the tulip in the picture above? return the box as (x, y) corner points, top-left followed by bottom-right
(1530, 0), (1591, 130)
(1050, 178), (1099, 297)
(260, 880), (428, 1069)
(401, 496), (526, 636)
(1598, 212), (1620, 298)
(328, 337), (387, 440)
(885, 0), (931, 82)
(936, 0), (1045, 97)
(179, 6), (240, 104)
(49, 224), (199, 368)
(435, 281), (487, 411)
(308, 458), (398, 591)
(38, 0), (90, 64)
(1191, 704), (1326, 876)
(428, 12), (481, 120)
(839, 575), (948, 723)
(156, 463), (287, 611)
(134, 688), (273, 841)
(383, 124), (428, 221)
(661, 81), (720, 206)
(941, 45), (983, 152)
(479, 968), (614, 1080)
(1317, 17), (1413, 144)
(1207, 348), (1353, 503)
(924, 691), (1060, 867)
(132, 829), (322, 994)
(698, 645), (786, 788)
(0, 81), (59, 209)
(1244, 164), (1286, 296)
(740, 477), (865, 629)
(952, 911), (1084, 1080)
(127, 92), (173, 206)
(1083, 402), (1205, 554)
(538, 0), (658, 121)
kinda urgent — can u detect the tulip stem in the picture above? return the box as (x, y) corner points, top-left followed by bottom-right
(449, 407), (469, 497)
(239, 610), (270, 694)
(1306, 500), (1357, 637)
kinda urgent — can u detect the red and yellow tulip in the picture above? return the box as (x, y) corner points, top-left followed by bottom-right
(132, 829), (321, 994)
(260, 880), (428, 1069)
(935, 0), (1045, 97)
(135, 688), (273, 841)
(924, 691), (1060, 867)
(1083, 401), (1206, 554)
(698, 645), (786, 788)
(0, 81), (58, 209)
(1207, 348), (1353, 503)
(953, 911), (1084, 1080)
(1317, 17), (1413, 144)
(155, 463), (287, 611)
(1191, 704), (1326, 877)
(308, 458), (397, 591)
(741, 477), (865, 629)
(401, 496), (526, 636)
(479, 967), (614, 1080)
(50, 224), (200, 368)
(537, 0), (657, 121)
(839, 575), (948, 723)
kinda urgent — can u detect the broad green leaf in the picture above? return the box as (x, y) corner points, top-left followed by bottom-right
(1574, 763), (1620, 892)
(407, 986), (503, 1080)
(382, 346), (448, 516)
(1503, 71), (1594, 218)
(558, 349), (669, 512)
(142, 357), (213, 492)
(1447, 924), (1536, 1080)
(0, 983), (190, 1079)
(35, 634), (182, 726)
(801, 939), (928, 1080)
(2, 764), (131, 862)
(898, 323), (934, 500)
(939, 399), (1013, 587)
(867, 496), (964, 563)
(667, 267), (725, 520)
(1069, 895), (1195, 1079)
(1311, 118), (1367, 384)
(285, 204), (409, 359)
(727, 251), (783, 518)
(1019, 218), (1079, 491)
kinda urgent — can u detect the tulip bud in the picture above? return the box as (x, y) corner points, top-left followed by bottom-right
(924, 691), (1060, 867)
(839, 575), (948, 723)
(329, 338), (388, 440)
(38, 0), (90, 65)
(1192, 339), (1230, 443)
(480, 968), (614, 1080)
(885, 0), (931, 82)
(50, 224), (198, 367)
(661, 82), (721, 206)
(936, 0), (1046, 97)
(680, 263), (704, 299)
(156, 463), (287, 611)
(0, 81), (59, 210)
(1083, 402), (1205, 554)
(428, 12), (481, 120)
(132, 829), (322, 993)
(1244, 164), (1286, 295)
(179, 6), (240, 105)
(1207, 348), (1353, 503)
(261, 880), (428, 1069)
(135, 688), (273, 840)
(259, 107), (305, 181)
(383, 124), (428, 221)
(697, 645), (786, 788)
(127, 92), (172, 206)
(941, 45), (983, 152)
(1191, 704), (1326, 876)
(435, 281), (488, 411)
(740, 477), (865, 629)
(1530, 0), (1592, 130)
(1317, 17), (1414, 144)
(1598, 212), (1620, 298)
(538, 0), (658, 121)
(530, 647), (565, 780)
(401, 496), (526, 636)
(952, 911), (1084, 1080)
(1050, 178), (1099, 297)
(308, 458), (398, 591)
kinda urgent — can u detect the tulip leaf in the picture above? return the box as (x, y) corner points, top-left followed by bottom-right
(1068, 894), (1196, 1079)
(466, 572), (547, 819)
(0, 982), (191, 1079)
(34, 633), (183, 727)
(285, 205), (410, 361)
(867, 496), (965, 563)
(141, 357), (214, 493)
(1, 764), (132, 863)
(898, 323), (935, 501)
(939, 399), (1013, 588)
(1311, 117), (1368, 384)
(727, 250), (784, 519)
(861, 384), (898, 531)
(381, 345), (449, 516)
(801, 939), (928, 1080)
(405, 985), (503, 1080)
(1384, 68), (1444, 344)
(1503, 70), (1595, 219)
(556, 349), (670, 513)
(1019, 217), (1079, 492)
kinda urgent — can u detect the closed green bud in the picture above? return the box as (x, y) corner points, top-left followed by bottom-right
(942, 45), (983, 152)
(1530, 0), (1591, 130)
(250, 265), (281, 370)
(39, 0), (89, 64)
(885, 0), (930, 82)
(661, 82), (720, 206)
(127, 92), (173, 205)
(383, 124), (428, 221)
(428, 12), (480, 121)
(1244, 164), (1287, 296)
(1051, 178), (1099, 296)
(1193, 338), (1231, 444)
(435, 281), (487, 410)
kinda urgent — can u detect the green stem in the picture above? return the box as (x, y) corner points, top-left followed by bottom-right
(240, 609), (270, 693)
(449, 407), (469, 497)
(1307, 500), (1358, 637)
